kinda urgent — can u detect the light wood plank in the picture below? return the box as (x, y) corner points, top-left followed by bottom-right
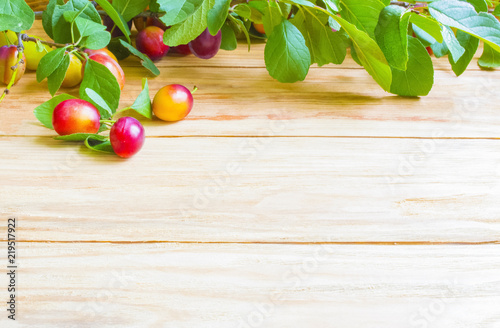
(1, 137), (500, 242)
(0, 243), (499, 327)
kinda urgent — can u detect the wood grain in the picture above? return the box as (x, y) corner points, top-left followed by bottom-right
(1, 19), (499, 328)
(2, 137), (500, 243)
(1, 243), (499, 328)
(26, 0), (48, 12)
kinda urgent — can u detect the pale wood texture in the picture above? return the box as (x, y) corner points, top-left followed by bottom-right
(2, 137), (500, 242)
(1, 243), (500, 327)
(1, 20), (500, 327)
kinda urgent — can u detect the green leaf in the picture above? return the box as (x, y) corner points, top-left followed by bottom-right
(163, 0), (215, 47)
(93, 0), (131, 43)
(390, 37), (434, 97)
(42, 0), (61, 39)
(494, 5), (500, 17)
(228, 14), (251, 51)
(460, 0), (488, 12)
(119, 40), (160, 76)
(350, 44), (363, 66)
(233, 4), (253, 20)
(413, 25), (433, 48)
(262, 1), (283, 36)
(131, 79), (153, 119)
(0, 14), (23, 32)
(52, 8), (77, 43)
(429, 0), (500, 52)
(108, 36), (131, 60)
(0, 0), (35, 31)
(281, 0), (315, 8)
(34, 94), (77, 129)
(430, 37), (450, 57)
(112, 0), (149, 21)
(153, 0), (204, 26)
(47, 54), (70, 96)
(247, 0), (270, 13)
(328, 16), (341, 31)
(278, 2), (292, 18)
(80, 60), (121, 119)
(374, 5), (410, 71)
(339, 0), (386, 38)
(35, 39), (46, 53)
(220, 22), (238, 51)
(98, 124), (110, 133)
(331, 14), (392, 92)
(441, 25), (465, 62)
(208, 0), (231, 36)
(50, 0), (101, 43)
(291, 7), (346, 66)
(85, 135), (115, 153)
(36, 47), (66, 83)
(63, 6), (89, 25)
(478, 44), (500, 68)
(80, 31), (112, 50)
(62, 14), (112, 49)
(449, 30), (479, 76)
(264, 20), (311, 83)
(71, 15), (107, 37)
(409, 13), (443, 43)
(324, 0), (341, 12)
(55, 133), (106, 141)
(84, 88), (113, 116)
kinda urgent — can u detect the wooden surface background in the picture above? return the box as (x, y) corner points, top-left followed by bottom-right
(1, 17), (500, 327)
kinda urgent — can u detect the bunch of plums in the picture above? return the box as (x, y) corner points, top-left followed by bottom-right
(52, 84), (194, 158)
(133, 18), (222, 61)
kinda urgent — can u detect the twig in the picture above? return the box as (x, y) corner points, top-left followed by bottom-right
(22, 35), (70, 49)
(0, 33), (25, 104)
(391, 1), (412, 7)
(17, 32), (24, 53)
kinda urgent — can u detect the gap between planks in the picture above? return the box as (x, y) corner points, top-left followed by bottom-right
(3, 135), (500, 140)
(1, 240), (499, 245)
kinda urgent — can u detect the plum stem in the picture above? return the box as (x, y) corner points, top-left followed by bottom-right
(2, 31), (13, 46)
(100, 119), (117, 125)
(72, 50), (85, 62)
(191, 86), (198, 94)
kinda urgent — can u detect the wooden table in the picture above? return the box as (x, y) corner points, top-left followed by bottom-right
(1, 21), (500, 327)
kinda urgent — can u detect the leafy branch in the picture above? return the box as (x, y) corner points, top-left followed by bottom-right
(2, 0), (500, 102)
(22, 35), (76, 50)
